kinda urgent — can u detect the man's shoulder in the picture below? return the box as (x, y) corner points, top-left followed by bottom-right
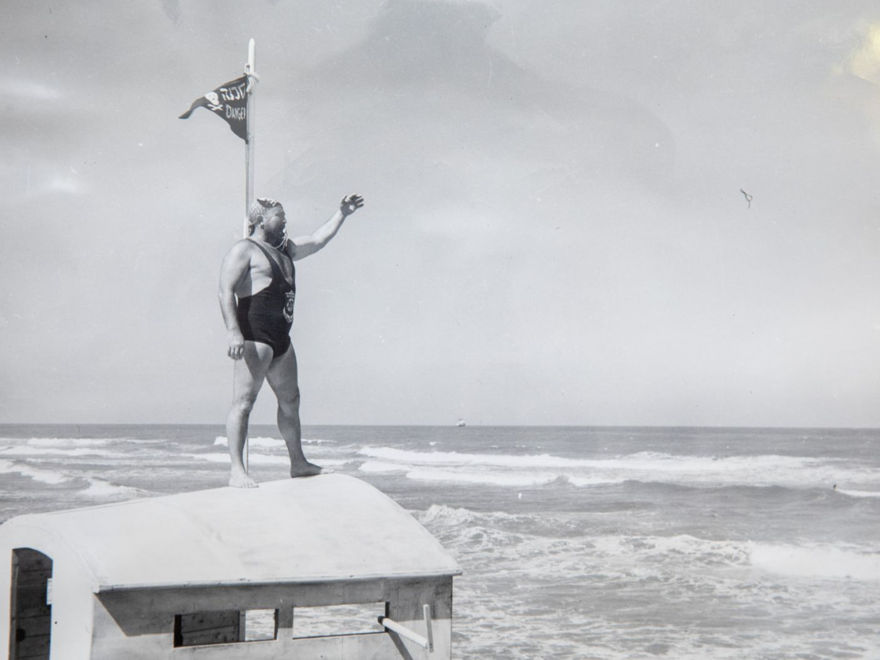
(228, 237), (257, 254)
(222, 238), (258, 264)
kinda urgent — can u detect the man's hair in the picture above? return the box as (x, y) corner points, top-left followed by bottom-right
(247, 197), (282, 234)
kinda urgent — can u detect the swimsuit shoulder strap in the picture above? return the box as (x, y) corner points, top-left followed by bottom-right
(247, 239), (293, 287)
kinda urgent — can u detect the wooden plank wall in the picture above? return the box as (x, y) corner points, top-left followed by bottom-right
(173, 610), (241, 647)
(10, 548), (52, 660)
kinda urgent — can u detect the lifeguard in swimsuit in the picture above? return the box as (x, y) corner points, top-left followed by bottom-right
(236, 238), (296, 358)
(218, 195), (364, 487)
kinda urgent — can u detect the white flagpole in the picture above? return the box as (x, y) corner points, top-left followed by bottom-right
(244, 38), (256, 238)
(243, 38), (257, 473)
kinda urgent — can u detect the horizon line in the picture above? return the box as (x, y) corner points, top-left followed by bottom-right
(1, 422), (878, 432)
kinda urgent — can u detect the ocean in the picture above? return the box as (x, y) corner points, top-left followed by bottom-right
(1, 424), (878, 658)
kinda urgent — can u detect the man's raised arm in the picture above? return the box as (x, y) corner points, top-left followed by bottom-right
(288, 194), (364, 262)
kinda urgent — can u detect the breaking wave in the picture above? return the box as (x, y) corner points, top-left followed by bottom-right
(213, 435), (324, 448)
(0, 458), (69, 485)
(357, 446), (876, 490)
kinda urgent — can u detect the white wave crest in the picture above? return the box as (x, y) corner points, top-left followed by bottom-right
(837, 489), (880, 498)
(1, 446), (127, 458)
(193, 452), (290, 466)
(358, 459), (572, 487)
(750, 543), (880, 581)
(191, 453), (347, 468)
(360, 446), (593, 468)
(359, 461), (409, 474)
(567, 476), (626, 487)
(80, 478), (144, 499)
(214, 436), (324, 448)
(19, 437), (115, 447)
(415, 508), (880, 586)
(0, 459), (68, 484)
(356, 446), (875, 490)
(407, 467), (562, 487)
(588, 533), (752, 570)
(418, 504), (478, 526)
(214, 436), (281, 448)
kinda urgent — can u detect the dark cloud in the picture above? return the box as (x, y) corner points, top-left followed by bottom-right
(268, 0), (673, 207)
(161, 0), (181, 23)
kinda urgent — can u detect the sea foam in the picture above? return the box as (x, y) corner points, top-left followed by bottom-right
(360, 446), (595, 468)
(193, 452), (291, 466)
(191, 453), (347, 468)
(0, 459), (68, 485)
(213, 436), (323, 448)
(79, 478), (144, 499)
(420, 503), (880, 586)
(22, 437), (116, 447)
(358, 460), (409, 474)
(407, 468), (562, 487)
(356, 446), (876, 490)
(750, 543), (880, 581)
(358, 459), (571, 486)
(1, 446), (128, 458)
(837, 488), (880, 498)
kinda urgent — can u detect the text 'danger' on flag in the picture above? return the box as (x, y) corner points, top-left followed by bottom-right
(179, 75), (248, 141)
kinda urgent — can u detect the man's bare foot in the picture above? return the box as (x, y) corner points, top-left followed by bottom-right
(229, 468), (258, 488)
(290, 460), (323, 478)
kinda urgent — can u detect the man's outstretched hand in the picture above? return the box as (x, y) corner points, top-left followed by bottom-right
(341, 194), (364, 217)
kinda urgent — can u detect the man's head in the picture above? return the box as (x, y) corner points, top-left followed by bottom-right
(248, 197), (286, 238)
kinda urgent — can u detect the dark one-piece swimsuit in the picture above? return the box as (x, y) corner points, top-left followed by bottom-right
(236, 239), (296, 358)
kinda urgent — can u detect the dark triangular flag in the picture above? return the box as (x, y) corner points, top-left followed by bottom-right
(180, 75), (248, 141)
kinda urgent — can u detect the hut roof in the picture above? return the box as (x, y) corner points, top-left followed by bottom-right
(0, 475), (460, 592)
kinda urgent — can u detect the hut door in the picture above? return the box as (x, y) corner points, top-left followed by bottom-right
(9, 548), (52, 660)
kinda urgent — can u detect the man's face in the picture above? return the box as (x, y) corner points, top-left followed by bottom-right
(262, 206), (286, 239)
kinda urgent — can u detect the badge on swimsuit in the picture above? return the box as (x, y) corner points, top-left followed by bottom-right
(283, 291), (295, 323)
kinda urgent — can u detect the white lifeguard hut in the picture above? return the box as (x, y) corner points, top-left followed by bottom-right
(0, 474), (461, 659)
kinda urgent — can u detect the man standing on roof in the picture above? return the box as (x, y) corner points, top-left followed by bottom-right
(218, 194), (364, 487)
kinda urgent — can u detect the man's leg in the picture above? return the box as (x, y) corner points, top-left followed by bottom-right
(226, 341), (274, 487)
(266, 345), (322, 477)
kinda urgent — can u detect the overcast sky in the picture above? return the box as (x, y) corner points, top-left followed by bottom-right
(1, 0), (879, 427)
